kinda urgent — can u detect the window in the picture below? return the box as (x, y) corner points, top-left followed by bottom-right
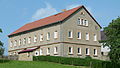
(23, 38), (26, 45)
(78, 18), (82, 25)
(78, 48), (81, 54)
(40, 48), (43, 55)
(40, 34), (43, 41)
(94, 34), (97, 41)
(47, 32), (50, 40)
(86, 48), (90, 55)
(34, 51), (39, 56)
(28, 37), (31, 44)
(86, 33), (89, 40)
(34, 35), (37, 42)
(10, 41), (13, 47)
(68, 31), (73, 38)
(14, 40), (17, 46)
(19, 39), (21, 46)
(81, 12), (84, 15)
(81, 19), (84, 25)
(54, 31), (58, 39)
(47, 48), (50, 55)
(78, 32), (81, 39)
(94, 49), (97, 55)
(69, 47), (73, 54)
(54, 47), (58, 54)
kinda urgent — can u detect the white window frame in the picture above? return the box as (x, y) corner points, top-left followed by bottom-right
(77, 18), (82, 25)
(34, 51), (39, 56)
(54, 31), (58, 39)
(14, 40), (17, 46)
(54, 47), (58, 54)
(86, 48), (90, 55)
(19, 39), (21, 46)
(23, 38), (26, 45)
(69, 47), (73, 54)
(47, 32), (50, 40)
(47, 48), (50, 55)
(40, 34), (43, 41)
(28, 37), (31, 44)
(86, 20), (88, 26)
(34, 35), (37, 42)
(94, 34), (97, 41)
(78, 32), (81, 39)
(78, 48), (81, 54)
(86, 33), (89, 40)
(68, 31), (73, 38)
(40, 48), (43, 55)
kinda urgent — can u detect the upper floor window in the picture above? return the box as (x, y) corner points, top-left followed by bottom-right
(14, 40), (17, 46)
(68, 31), (73, 38)
(28, 37), (31, 44)
(10, 41), (13, 47)
(54, 47), (58, 54)
(47, 32), (50, 40)
(40, 34), (43, 41)
(34, 35), (37, 42)
(94, 49), (97, 55)
(94, 34), (97, 41)
(69, 47), (73, 54)
(54, 31), (58, 39)
(86, 33), (89, 40)
(47, 48), (50, 55)
(78, 48), (81, 54)
(86, 48), (90, 55)
(77, 18), (88, 26)
(23, 38), (26, 45)
(19, 39), (21, 46)
(83, 20), (88, 26)
(78, 32), (81, 39)
(81, 12), (85, 15)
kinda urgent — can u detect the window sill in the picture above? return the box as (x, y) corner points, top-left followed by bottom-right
(54, 53), (58, 55)
(77, 54), (82, 56)
(93, 55), (98, 57)
(68, 53), (73, 55)
(68, 37), (73, 39)
(46, 54), (50, 56)
(77, 38), (81, 40)
(86, 54), (90, 56)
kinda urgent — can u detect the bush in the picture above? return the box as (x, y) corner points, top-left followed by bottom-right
(0, 59), (10, 63)
(33, 56), (120, 68)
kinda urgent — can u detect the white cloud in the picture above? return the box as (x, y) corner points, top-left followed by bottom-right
(32, 3), (58, 21)
(66, 4), (80, 10)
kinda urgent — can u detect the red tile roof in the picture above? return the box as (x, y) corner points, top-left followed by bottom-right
(8, 5), (101, 36)
(18, 48), (36, 54)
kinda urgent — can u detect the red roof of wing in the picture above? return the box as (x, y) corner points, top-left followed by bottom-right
(8, 6), (83, 36)
(18, 48), (36, 54)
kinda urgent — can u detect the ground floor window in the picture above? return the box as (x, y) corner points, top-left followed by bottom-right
(69, 47), (73, 54)
(34, 51), (39, 56)
(94, 49), (97, 55)
(86, 48), (89, 55)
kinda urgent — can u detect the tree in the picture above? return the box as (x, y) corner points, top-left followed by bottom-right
(0, 28), (4, 56)
(102, 17), (120, 64)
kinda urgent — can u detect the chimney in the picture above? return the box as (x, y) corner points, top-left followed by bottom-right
(62, 9), (67, 12)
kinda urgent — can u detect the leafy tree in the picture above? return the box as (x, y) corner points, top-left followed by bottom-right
(0, 28), (4, 56)
(101, 17), (120, 64)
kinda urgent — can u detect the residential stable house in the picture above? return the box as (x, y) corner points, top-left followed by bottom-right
(8, 5), (102, 61)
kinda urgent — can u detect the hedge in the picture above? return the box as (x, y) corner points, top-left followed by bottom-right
(33, 56), (100, 66)
(0, 59), (10, 63)
(33, 56), (120, 68)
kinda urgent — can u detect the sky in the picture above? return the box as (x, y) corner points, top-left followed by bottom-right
(0, 0), (120, 55)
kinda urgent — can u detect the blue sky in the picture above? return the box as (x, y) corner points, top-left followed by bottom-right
(0, 0), (120, 55)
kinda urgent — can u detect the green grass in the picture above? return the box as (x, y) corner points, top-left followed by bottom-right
(0, 60), (89, 68)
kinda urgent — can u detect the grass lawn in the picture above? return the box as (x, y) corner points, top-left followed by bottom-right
(0, 60), (89, 68)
